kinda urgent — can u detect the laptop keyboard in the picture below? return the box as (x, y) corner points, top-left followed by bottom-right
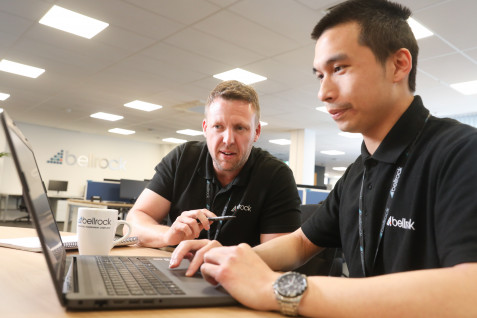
(96, 256), (186, 296)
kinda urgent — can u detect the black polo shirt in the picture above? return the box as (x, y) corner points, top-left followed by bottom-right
(147, 141), (301, 247)
(302, 96), (477, 277)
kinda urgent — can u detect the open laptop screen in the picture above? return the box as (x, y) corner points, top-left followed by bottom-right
(1, 112), (67, 303)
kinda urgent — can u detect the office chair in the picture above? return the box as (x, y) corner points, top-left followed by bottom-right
(294, 204), (345, 277)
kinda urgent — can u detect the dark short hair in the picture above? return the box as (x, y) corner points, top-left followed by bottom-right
(311, 0), (418, 92)
(205, 80), (260, 123)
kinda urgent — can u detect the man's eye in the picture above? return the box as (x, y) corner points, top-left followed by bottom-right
(334, 65), (345, 73)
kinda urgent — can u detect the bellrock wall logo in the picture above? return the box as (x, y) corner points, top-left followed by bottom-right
(47, 149), (126, 171)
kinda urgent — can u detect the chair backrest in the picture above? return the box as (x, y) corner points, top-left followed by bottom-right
(295, 204), (343, 277)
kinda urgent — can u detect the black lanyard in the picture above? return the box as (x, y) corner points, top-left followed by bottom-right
(358, 113), (430, 276)
(205, 180), (233, 240)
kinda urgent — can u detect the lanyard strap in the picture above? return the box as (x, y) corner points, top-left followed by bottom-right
(206, 180), (233, 240)
(358, 113), (430, 276)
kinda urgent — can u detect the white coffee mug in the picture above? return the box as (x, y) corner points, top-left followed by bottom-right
(76, 208), (132, 255)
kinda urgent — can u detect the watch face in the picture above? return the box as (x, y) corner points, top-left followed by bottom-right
(276, 272), (307, 297)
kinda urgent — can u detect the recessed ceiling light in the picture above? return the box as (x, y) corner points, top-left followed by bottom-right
(39, 5), (109, 39)
(176, 129), (203, 136)
(124, 100), (163, 112)
(213, 68), (267, 85)
(260, 121), (268, 126)
(0, 92), (10, 101)
(90, 112), (123, 121)
(332, 167), (347, 172)
(0, 59), (45, 78)
(108, 128), (135, 135)
(316, 106), (328, 113)
(407, 17), (433, 40)
(163, 138), (187, 144)
(450, 80), (477, 95)
(338, 132), (361, 139)
(269, 139), (291, 145)
(320, 150), (345, 155)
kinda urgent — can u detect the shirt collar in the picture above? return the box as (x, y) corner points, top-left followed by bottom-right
(201, 147), (256, 188)
(361, 95), (430, 164)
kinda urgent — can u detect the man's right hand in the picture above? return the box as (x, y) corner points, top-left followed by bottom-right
(163, 209), (217, 246)
(169, 239), (223, 276)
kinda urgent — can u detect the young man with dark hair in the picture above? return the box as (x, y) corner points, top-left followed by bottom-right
(126, 80), (301, 248)
(170, 1), (477, 316)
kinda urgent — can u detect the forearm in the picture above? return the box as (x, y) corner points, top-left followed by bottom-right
(299, 263), (477, 317)
(254, 229), (322, 271)
(126, 209), (170, 247)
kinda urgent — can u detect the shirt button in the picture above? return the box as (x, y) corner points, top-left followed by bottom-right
(367, 184), (373, 190)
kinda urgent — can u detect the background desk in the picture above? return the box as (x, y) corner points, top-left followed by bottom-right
(0, 226), (281, 318)
(63, 199), (134, 232)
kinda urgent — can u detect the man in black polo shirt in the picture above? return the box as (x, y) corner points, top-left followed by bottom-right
(126, 80), (301, 248)
(171, 1), (477, 316)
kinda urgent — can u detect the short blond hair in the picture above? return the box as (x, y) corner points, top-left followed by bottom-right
(205, 80), (260, 124)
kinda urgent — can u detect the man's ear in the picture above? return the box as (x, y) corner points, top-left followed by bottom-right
(253, 121), (261, 142)
(392, 48), (412, 84)
(202, 119), (207, 137)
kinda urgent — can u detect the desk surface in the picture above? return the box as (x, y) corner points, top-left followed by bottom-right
(0, 226), (280, 318)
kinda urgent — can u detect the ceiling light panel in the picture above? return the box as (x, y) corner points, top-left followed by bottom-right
(163, 138), (187, 144)
(90, 112), (123, 121)
(269, 139), (291, 145)
(213, 68), (267, 85)
(0, 93), (10, 101)
(39, 5), (109, 39)
(108, 128), (135, 135)
(124, 100), (163, 112)
(338, 132), (361, 139)
(0, 59), (45, 78)
(332, 167), (347, 172)
(450, 80), (477, 95)
(407, 17), (433, 40)
(176, 129), (203, 136)
(316, 106), (327, 113)
(320, 150), (345, 156)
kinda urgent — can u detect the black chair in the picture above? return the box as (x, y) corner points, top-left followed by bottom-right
(294, 204), (344, 277)
(13, 197), (30, 222)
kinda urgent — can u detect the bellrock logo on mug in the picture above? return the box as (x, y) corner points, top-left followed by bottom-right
(76, 208), (132, 255)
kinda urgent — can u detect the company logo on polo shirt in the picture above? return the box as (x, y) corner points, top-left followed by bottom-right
(231, 204), (252, 213)
(386, 216), (415, 230)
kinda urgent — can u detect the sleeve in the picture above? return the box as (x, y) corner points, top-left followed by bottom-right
(146, 144), (183, 201)
(434, 129), (477, 266)
(259, 164), (302, 234)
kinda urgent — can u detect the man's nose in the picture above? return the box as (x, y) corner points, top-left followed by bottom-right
(318, 76), (336, 103)
(222, 128), (235, 144)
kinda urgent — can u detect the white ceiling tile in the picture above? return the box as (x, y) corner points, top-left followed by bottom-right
(229, 0), (319, 46)
(165, 28), (263, 66)
(414, 0), (477, 51)
(419, 53), (477, 84)
(193, 10), (300, 57)
(125, 0), (221, 25)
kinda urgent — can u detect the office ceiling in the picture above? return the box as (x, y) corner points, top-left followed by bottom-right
(1, 0), (476, 179)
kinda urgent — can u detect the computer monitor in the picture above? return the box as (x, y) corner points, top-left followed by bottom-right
(119, 179), (148, 202)
(47, 180), (68, 193)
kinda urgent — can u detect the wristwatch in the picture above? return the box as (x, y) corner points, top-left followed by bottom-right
(273, 271), (308, 316)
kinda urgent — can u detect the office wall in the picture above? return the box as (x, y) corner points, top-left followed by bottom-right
(4, 122), (176, 197)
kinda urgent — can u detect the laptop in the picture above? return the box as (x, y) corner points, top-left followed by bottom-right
(0, 111), (236, 310)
